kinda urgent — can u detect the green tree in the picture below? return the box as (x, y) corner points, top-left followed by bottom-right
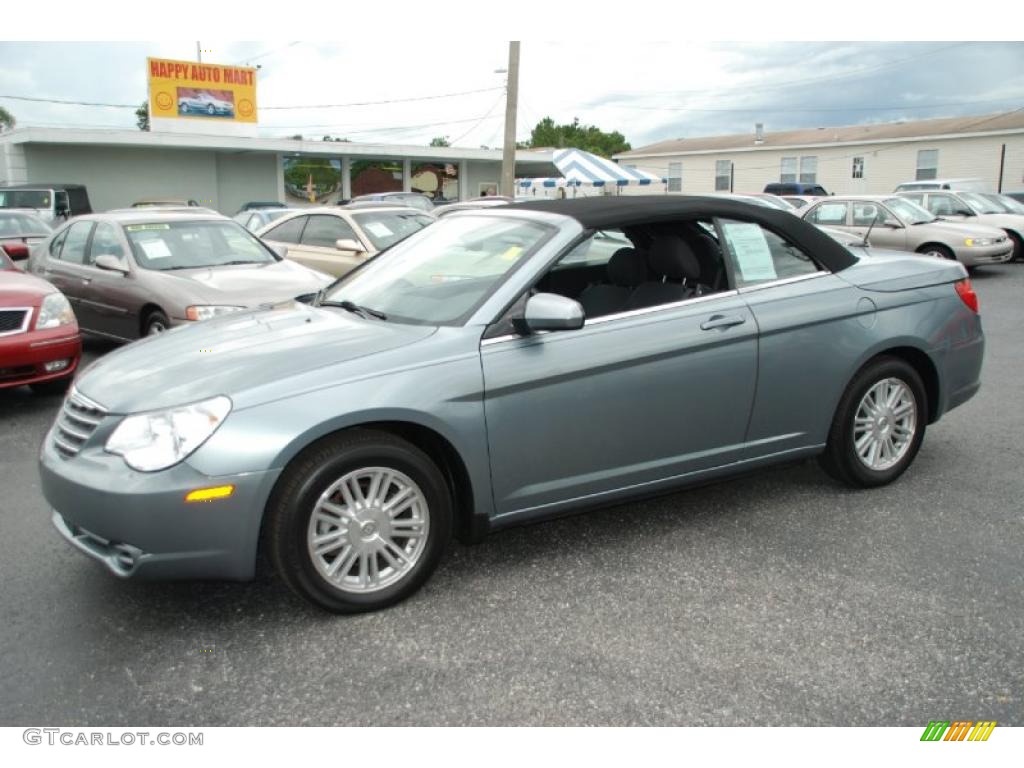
(135, 101), (149, 131)
(0, 106), (15, 132)
(523, 117), (630, 157)
(429, 136), (451, 147)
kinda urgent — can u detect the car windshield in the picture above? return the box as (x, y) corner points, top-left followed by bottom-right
(754, 196), (795, 211)
(0, 211), (52, 236)
(323, 215), (552, 325)
(0, 190), (52, 209)
(884, 197), (936, 225)
(983, 193), (1024, 214)
(352, 210), (433, 250)
(957, 192), (1002, 214)
(125, 220), (277, 271)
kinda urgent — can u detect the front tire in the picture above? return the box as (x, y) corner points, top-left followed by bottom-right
(917, 244), (955, 261)
(819, 356), (927, 488)
(1007, 231), (1023, 262)
(266, 429), (452, 613)
(143, 309), (170, 336)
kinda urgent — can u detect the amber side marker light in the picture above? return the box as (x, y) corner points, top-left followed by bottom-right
(185, 485), (235, 503)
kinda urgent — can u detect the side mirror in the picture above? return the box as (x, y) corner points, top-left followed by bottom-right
(335, 238), (363, 253)
(269, 243), (288, 259)
(884, 219), (902, 228)
(94, 254), (128, 274)
(519, 292), (585, 334)
(955, 209), (975, 217)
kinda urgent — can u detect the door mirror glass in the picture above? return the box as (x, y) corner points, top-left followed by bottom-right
(335, 238), (363, 253)
(94, 254), (128, 273)
(269, 243), (288, 259)
(520, 292), (585, 333)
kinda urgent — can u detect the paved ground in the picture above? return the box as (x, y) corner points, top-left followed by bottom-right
(1, 264), (1022, 726)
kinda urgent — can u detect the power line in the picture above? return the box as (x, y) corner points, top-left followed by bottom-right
(237, 41), (301, 66)
(0, 86), (504, 111)
(449, 93), (507, 146)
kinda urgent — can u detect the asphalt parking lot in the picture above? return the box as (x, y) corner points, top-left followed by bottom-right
(1, 264), (1022, 727)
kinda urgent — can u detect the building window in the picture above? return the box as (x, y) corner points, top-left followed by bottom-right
(916, 149), (939, 181)
(667, 162), (682, 193)
(780, 157), (797, 183)
(799, 156), (818, 184)
(852, 156), (864, 179)
(715, 160), (732, 191)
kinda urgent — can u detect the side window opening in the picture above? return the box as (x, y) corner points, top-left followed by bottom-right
(533, 219), (732, 322)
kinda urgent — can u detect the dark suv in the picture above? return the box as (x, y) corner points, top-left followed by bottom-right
(764, 182), (829, 196)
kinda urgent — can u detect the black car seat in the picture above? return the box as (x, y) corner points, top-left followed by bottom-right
(576, 247), (648, 319)
(691, 232), (725, 293)
(625, 235), (701, 310)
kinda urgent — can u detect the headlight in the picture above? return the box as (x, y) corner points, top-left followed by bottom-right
(36, 292), (75, 330)
(105, 396), (232, 472)
(964, 237), (996, 247)
(185, 305), (245, 321)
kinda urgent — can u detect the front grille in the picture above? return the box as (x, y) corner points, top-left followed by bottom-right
(53, 390), (108, 458)
(0, 308), (30, 335)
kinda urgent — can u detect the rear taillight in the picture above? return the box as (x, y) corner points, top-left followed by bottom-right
(955, 278), (979, 313)
(1, 243), (29, 260)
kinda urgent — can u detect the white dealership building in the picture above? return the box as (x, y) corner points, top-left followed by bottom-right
(614, 110), (1024, 196)
(0, 127), (556, 214)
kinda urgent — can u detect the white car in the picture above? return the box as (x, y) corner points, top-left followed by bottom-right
(178, 92), (234, 117)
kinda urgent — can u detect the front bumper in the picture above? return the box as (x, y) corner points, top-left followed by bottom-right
(40, 431), (281, 580)
(953, 243), (1014, 266)
(0, 328), (81, 390)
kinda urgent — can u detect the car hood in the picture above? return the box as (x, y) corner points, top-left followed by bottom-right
(74, 302), (437, 414)
(914, 220), (1006, 238)
(153, 259), (332, 306)
(974, 212), (1024, 230)
(0, 269), (57, 304)
(837, 249), (967, 292)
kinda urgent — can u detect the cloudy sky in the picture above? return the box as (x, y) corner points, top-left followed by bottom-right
(0, 41), (1021, 151)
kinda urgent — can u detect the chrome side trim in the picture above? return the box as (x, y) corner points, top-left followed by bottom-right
(736, 271), (829, 294)
(0, 306), (33, 337)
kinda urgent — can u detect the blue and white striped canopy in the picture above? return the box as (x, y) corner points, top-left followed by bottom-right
(516, 148), (664, 188)
(553, 148), (665, 187)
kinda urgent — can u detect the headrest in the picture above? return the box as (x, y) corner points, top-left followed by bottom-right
(648, 235), (701, 281)
(606, 247), (648, 287)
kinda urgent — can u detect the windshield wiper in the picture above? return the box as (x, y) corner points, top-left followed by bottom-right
(318, 299), (387, 321)
(218, 260), (261, 266)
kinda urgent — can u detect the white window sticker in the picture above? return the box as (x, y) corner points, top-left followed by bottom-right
(722, 222), (777, 282)
(139, 238), (172, 260)
(364, 222), (393, 238)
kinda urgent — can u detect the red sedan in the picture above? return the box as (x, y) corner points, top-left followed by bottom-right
(0, 249), (82, 395)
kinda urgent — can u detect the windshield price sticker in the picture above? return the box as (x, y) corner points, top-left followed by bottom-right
(139, 239), (172, 260)
(125, 223), (171, 232)
(364, 222), (393, 238)
(722, 222), (777, 282)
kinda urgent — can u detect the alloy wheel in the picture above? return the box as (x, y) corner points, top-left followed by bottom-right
(306, 467), (430, 593)
(852, 377), (917, 471)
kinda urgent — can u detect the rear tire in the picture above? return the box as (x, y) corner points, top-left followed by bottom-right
(266, 429), (452, 613)
(819, 356), (927, 488)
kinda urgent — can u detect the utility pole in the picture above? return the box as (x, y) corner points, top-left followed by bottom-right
(500, 41), (520, 198)
(196, 42), (202, 63)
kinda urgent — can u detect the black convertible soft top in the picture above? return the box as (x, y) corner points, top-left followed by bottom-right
(508, 195), (858, 273)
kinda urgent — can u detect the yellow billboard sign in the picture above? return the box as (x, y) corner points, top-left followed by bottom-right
(147, 57), (258, 124)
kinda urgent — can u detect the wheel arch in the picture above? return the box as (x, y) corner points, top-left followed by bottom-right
(854, 345), (941, 424)
(260, 416), (486, 556)
(138, 303), (166, 337)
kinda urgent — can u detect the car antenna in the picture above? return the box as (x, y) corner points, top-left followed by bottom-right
(860, 211), (879, 248)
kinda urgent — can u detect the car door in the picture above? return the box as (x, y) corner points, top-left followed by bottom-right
(716, 217), (862, 456)
(74, 221), (138, 339)
(848, 201), (907, 250)
(479, 231), (759, 521)
(260, 213), (307, 259)
(38, 220), (94, 324)
(288, 214), (368, 277)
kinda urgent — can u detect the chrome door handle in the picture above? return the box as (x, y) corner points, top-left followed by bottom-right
(700, 314), (746, 331)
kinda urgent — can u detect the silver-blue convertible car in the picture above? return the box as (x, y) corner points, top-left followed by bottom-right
(39, 197), (984, 613)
